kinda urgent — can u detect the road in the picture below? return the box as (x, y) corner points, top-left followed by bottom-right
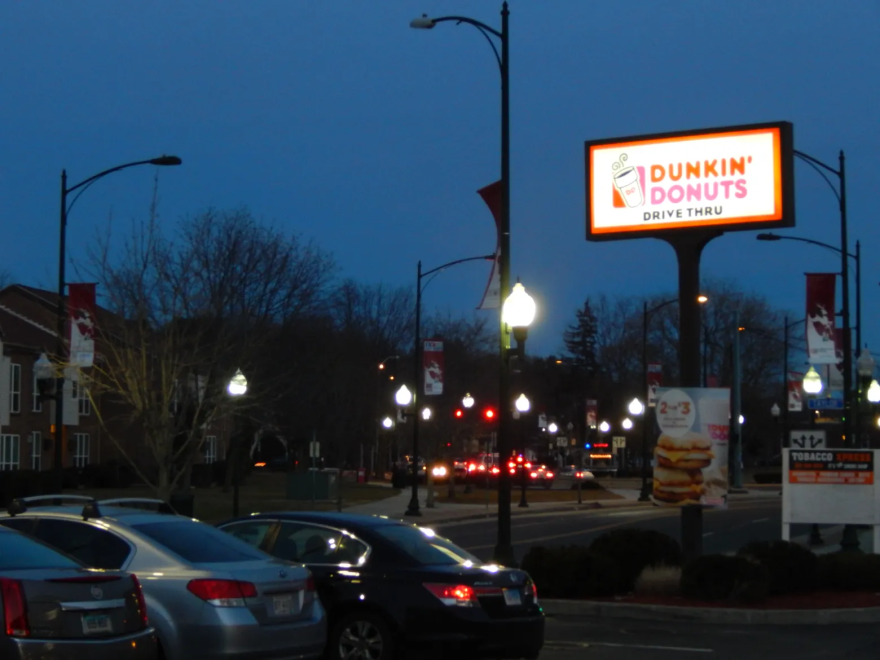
(436, 499), (813, 563)
(540, 615), (875, 659)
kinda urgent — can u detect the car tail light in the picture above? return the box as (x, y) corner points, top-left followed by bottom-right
(530, 472), (538, 478)
(306, 575), (316, 593)
(509, 468), (516, 475)
(525, 582), (538, 604)
(0, 578), (29, 638)
(525, 462), (532, 469)
(130, 575), (149, 629)
(575, 472), (582, 478)
(546, 472), (554, 479)
(490, 466), (500, 475)
(508, 461), (516, 469)
(186, 579), (257, 607)
(424, 583), (477, 607)
(478, 465), (486, 472)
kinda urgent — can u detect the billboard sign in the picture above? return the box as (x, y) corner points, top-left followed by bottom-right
(585, 121), (794, 240)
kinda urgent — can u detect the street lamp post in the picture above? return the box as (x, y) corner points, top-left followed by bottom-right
(53, 155), (182, 492)
(515, 393), (530, 508)
(462, 393), (475, 493)
(410, 3), (517, 566)
(857, 349), (876, 449)
(406, 255), (495, 518)
(227, 369), (248, 517)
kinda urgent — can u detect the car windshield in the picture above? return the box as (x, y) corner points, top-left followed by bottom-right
(133, 521), (268, 563)
(0, 530), (81, 570)
(376, 524), (481, 566)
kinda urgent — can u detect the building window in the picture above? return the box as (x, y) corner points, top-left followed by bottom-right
(76, 381), (91, 416)
(9, 364), (21, 414)
(0, 435), (20, 471)
(204, 436), (218, 464)
(30, 432), (41, 471)
(31, 372), (42, 413)
(73, 433), (90, 468)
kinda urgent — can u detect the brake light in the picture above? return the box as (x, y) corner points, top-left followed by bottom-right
(546, 472), (554, 479)
(130, 575), (149, 629)
(509, 468), (516, 475)
(490, 467), (500, 475)
(186, 579), (258, 607)
(508, 461), (516, 469)
(424, 583), (476, 607)
(530, 472), (538, 478)
(306, 575), (316, 592)
(478, 465), (486, 472)
(525, 582), (538, 604)
(525, 462), (532, 469)
(0, 578), (29, 638)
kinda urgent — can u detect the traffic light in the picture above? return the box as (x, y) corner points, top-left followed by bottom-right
(454, 409), (464, 419)
(483, 408), (496, 421)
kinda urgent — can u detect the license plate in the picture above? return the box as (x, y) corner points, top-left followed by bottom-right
(82, 613), (113, 635)
(503, 589), (522, 606)
(272, 593), (295, 616)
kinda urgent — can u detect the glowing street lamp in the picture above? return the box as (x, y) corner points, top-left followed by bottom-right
(421, 407), (432, 421)
(622, 418), (634, 431)
(547, 422), (558, 434)
(462, 393), (475, 409)
(382, 416), (394, 429)
(868, 380), (880, 404)
(803, 367), (824, 395)
(628, 398), (644, 416)
(227, 369), (248, 397)
(502, 281), (537, 348)
(395, 384), (413, 407)
(515, 394), (530, 413)
(598, 421), (611, 434)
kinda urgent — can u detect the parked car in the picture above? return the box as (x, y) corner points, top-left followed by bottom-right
(557, 465), (595, 489)
(216, 511), (544, 660)
(0, 495), (326, 660)
(0, 521), (157, 659)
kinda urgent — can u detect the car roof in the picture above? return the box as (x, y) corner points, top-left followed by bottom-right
(226, 511), (414, 530)
(1, 505), (190, 527)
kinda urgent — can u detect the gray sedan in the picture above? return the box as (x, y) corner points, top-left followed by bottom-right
(0, 522), (157, 660)
(0, 496), (326, 660)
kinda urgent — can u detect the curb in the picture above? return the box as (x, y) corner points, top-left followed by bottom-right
(540, 598), (880, 625)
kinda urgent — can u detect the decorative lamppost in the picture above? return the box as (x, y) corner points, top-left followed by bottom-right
(771, 403), (781, 455)
(803, 367), (824, 396)
(227, 369), (248, 516)
(514, 393), (531, 508)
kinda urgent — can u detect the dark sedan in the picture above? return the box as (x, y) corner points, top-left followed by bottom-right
(216, 512), (543, 660)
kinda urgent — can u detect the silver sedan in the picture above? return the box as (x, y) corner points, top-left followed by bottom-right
(0, 496), (326, 660)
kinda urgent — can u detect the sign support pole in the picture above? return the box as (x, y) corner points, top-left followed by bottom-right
(667, 231), (721, 564)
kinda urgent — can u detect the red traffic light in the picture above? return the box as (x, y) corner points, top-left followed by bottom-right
(454, 409), (464, 419)
(483, 408), (496, 420)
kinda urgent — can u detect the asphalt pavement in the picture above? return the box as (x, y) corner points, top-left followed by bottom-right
(436, 499), (811, 562)
(541, 615), (876, 660)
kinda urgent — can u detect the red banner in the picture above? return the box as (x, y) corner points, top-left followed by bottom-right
(477, 181), (501, 310)
(68, 283), (97, 367)
(788, 371), (804, 411)
(648, 363), (663, 407)
(805, 274), (837, 364)
(423, 340), (444, 396)
(586, 399), (597, 428)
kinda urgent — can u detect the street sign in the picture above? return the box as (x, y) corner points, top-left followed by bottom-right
(612, 436), (626, 449)
(309, 440), (320, 458)
(808, 398), (843, 410)
(789, 430), (826, 450)
(538, 414), (548, 428)
(556, 437), (567, 447)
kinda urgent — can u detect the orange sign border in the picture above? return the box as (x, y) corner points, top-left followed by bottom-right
(585, 121), (794, 241)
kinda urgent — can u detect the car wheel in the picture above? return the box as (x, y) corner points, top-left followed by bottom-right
(330, 611), (395, 660)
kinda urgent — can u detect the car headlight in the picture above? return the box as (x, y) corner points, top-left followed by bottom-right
(432, 466), (448, 477)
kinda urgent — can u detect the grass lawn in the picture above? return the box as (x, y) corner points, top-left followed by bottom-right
(435, 482), (623, 505)
(65, 472), (402, 523)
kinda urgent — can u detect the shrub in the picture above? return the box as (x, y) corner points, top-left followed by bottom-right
(589, 529), (681, 592)
(817, 552), (880, 591)
(737, 541), (817, 594)
(681, 555), (770, 602)
(521, 545), (619, 598)
(635, 565), (681, 596)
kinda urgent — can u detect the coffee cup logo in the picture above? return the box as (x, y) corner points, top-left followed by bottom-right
(612, 154), (644, 208)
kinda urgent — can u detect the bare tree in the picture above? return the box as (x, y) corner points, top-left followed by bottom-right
(82, 191), (336, 499)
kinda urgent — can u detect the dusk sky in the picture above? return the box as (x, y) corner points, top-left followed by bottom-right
(2, 1), (878, 357)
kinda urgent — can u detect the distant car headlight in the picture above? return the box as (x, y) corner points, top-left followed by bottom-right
(432, 466), (448, 478)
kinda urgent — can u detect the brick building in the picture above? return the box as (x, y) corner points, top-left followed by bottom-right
(0, 284), (228, 474)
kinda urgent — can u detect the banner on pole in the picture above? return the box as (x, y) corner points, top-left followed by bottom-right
(423, 340), (444, 396)
(805, 273), (837, 364)
(828, 328), (847, 392)
(68, 283), (97, 367)
(648, 364), (663, 407)
(477, 181), (502, 310)
(788, 371), (804, 411)
(586, 399), (598, 428)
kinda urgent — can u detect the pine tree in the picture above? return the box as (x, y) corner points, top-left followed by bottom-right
(563, 300), (599, 376)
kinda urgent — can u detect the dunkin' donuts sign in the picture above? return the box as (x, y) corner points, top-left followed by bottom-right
(585, 122), (794, 240)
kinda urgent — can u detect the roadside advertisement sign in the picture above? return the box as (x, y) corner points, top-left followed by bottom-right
(789, 450), (873, 485)
(782, 450), (880, 544)
(585, 121), (794, 241)
(422, 340), (444, 395)
(652, 387), (730, 508)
